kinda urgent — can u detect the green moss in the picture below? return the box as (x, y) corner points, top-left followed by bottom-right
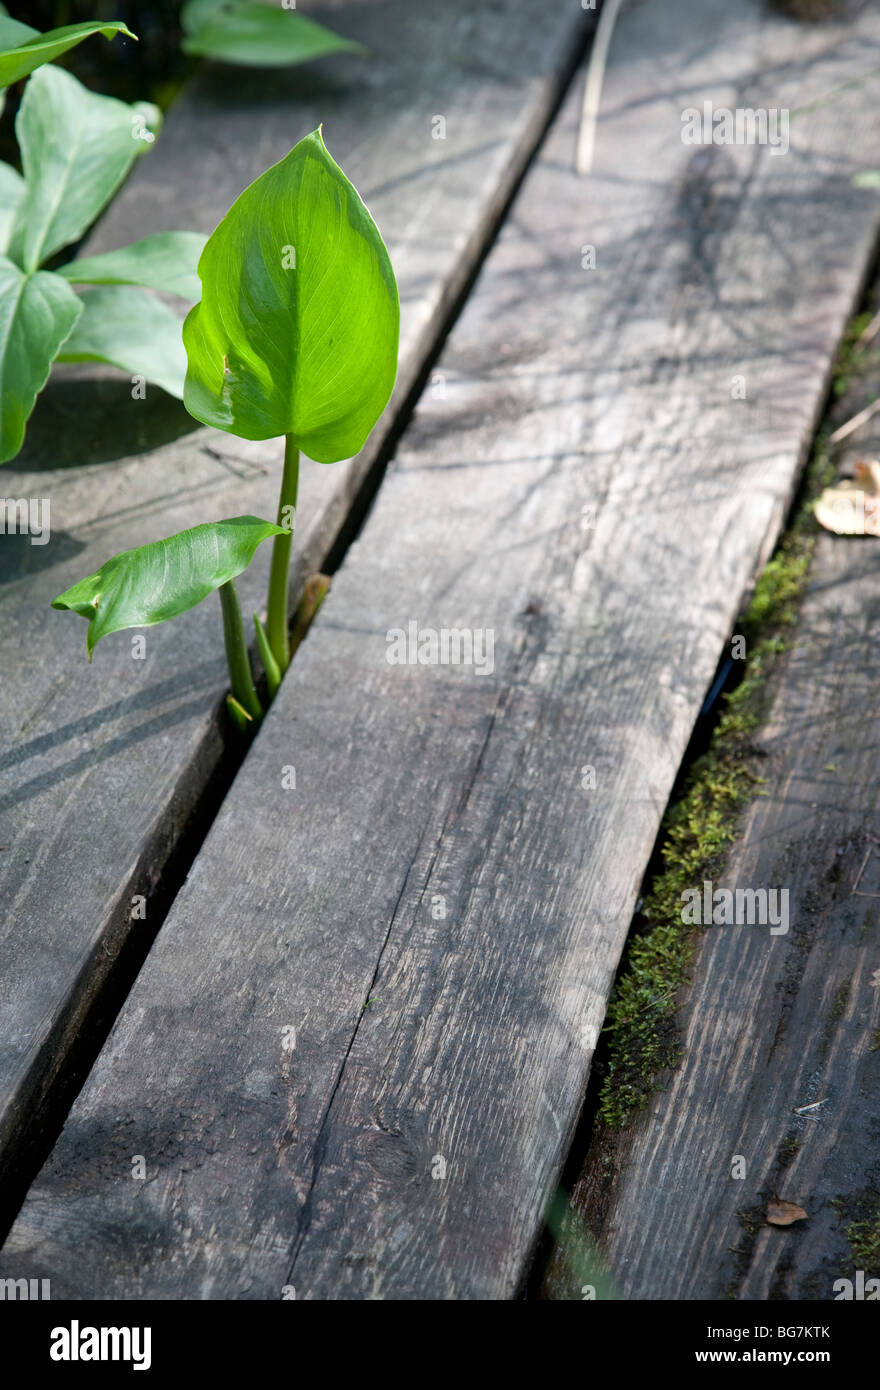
(777, 1134), (801, 1170)
(595, 298), (877, 1130)
(818, 976), (852, 1057)
(830, 978), (851, 1021)
(831, 309), (880, 398)
(737, 1205), (764, 1238)
(846, 1212), (880, 1272)
(597, 440), (831, 1130)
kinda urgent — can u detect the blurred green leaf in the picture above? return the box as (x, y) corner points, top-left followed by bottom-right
(57, 286), (187, 399)
(180, 1), (363, 67)
(0, 160), (25, 254)
(9, 66), (160, 271)
(0, 20), (135, 90)
(58, 230), (207, 301)
(183, 127), (399, 461)
(53, 516), (285, 656)
(0, 254), (81, 463)
(0, 12), (40, 56)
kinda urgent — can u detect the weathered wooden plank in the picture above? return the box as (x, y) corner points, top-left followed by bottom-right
(5, 0), (880, 1297)
(542, 408), (880, 1302)
(0, 0), (590, 1196)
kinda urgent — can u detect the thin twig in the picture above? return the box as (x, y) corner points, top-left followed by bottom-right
(793, 1099), (828, 1116)
(828, 397), (880, 445)
(576, 0), (626, 176)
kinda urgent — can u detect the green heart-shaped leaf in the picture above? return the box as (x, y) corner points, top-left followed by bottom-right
(57, 230), (207, 301)
(180, 2), (363, 68)
(0, 20), (136, 90)
(183, 127), (399, 462)
(52, 516), (285, 656)
(0, 159), (25, 254)
(0, 255), (82, 463)
(10, 65), (160, 272)
(56, 285), (188, 399)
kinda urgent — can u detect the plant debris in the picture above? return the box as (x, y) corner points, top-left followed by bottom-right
(814, 458), (880, 536)
(766, 1199), (808, 1227)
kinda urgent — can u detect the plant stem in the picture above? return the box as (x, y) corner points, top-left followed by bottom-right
(254, 611), (282, 701)
(219, 578), (262, 724)
(266, 434), (300, 676)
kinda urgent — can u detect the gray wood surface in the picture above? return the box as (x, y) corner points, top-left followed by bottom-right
(542, 414), (880, 1302)
(4, 0), (880, 1297)
(0, 0), (590, 1192)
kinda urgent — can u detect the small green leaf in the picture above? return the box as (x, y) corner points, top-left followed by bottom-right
(52, 516), (286, 656)
(10, 66), (160, 272)
(56, 286), (187, 399)
(0, 159), (25, 254)
(57, 230), (207, 301)
(254, 610), (281, 699)
(183, 127), (399, 461)
(0, 20), (135, 91)
(0, 255), (82, 463)
(180, 2), (363, 68)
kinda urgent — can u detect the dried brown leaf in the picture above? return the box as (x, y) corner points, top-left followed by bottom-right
(766, 1199), (808, 1227)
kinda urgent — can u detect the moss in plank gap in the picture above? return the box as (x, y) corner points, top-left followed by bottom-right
(846, 1213), (880, 1273)
(777, 1134), (801, 1171)
(830, 978), (851, 1022)
(831, 309), (880, 399)
(833, 1191), (880, 1275)
(597, 429), (836, 1130)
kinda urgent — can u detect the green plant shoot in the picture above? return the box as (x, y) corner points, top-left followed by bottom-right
(183, 126), (399, 676)
(53, 129), (399, 732)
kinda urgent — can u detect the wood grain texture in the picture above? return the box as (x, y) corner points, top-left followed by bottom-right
(542, 422), (880, 1302)
(0, 0), (589, 1183)
(4, 0), (880, 1298)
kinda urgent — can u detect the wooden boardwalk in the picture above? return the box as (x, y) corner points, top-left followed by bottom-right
(542, 343), (880, 1301)
(0, 0), (590, 1213)
(2, 0), (880, 1298)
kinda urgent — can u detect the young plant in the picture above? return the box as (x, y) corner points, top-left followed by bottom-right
(53, 129), (400, 731)
(179, 0), (364, 69)
(0, 62), (206, 463)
